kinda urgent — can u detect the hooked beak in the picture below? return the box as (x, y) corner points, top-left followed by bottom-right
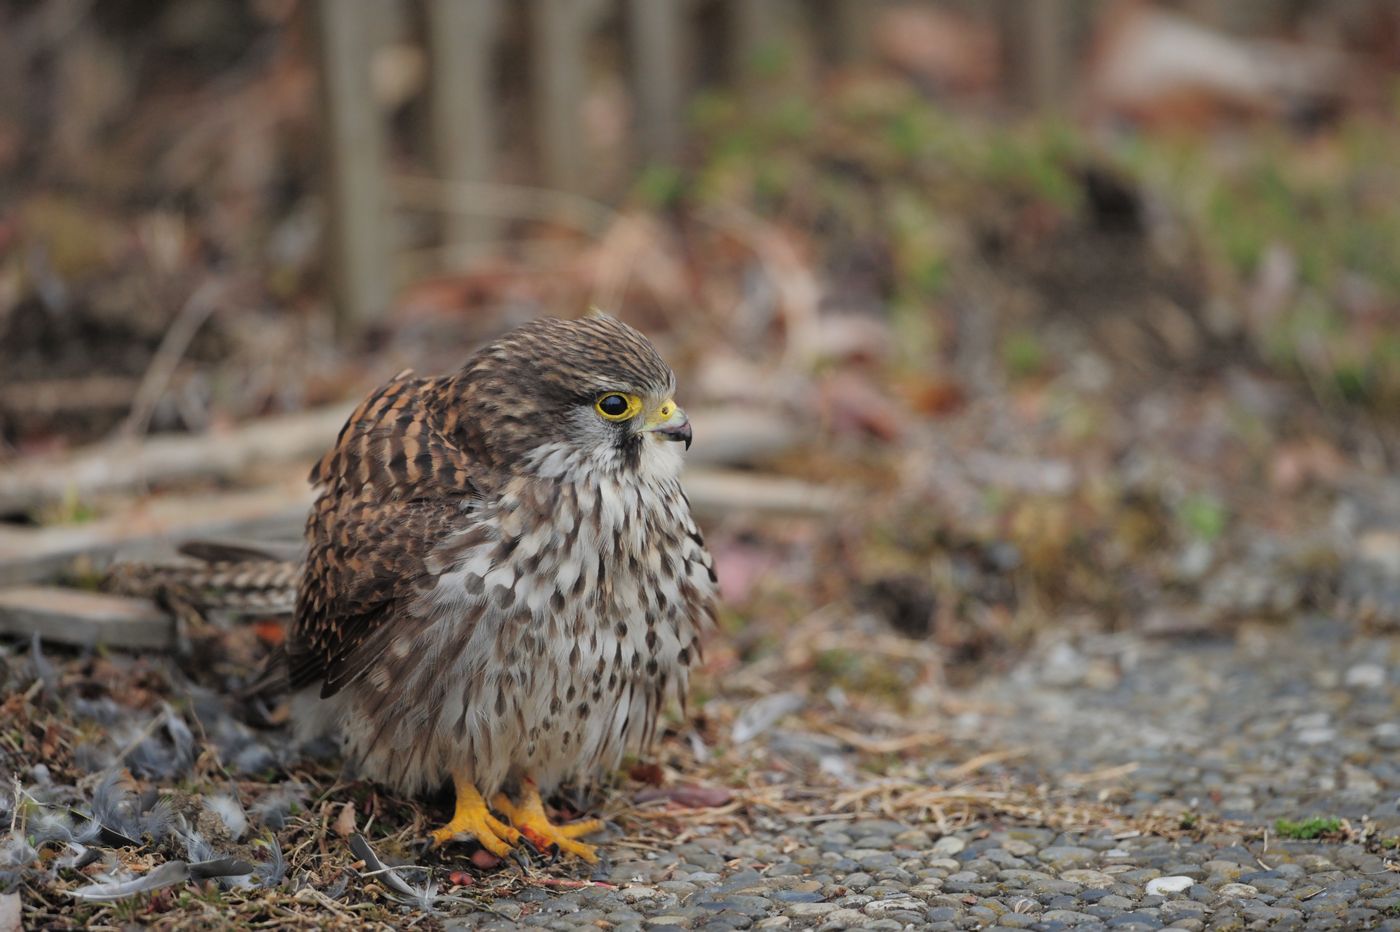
(644, 401), (692, 450)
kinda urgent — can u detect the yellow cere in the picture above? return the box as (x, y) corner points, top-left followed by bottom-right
(595, 392), (643, 421)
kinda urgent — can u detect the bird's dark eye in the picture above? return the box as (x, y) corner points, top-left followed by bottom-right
(595, 392), (640, 421)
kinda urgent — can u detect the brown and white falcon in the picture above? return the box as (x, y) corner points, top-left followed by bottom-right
(290, 314), (717, 861)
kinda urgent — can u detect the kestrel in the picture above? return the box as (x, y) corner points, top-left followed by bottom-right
(290, 315), (717, 861)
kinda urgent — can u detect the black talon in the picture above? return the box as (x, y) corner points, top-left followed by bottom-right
(509, 846), (532, 873)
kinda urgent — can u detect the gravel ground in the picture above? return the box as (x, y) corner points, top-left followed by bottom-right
(438, 617), (1400, 931)
(5, 612), (1396, 929)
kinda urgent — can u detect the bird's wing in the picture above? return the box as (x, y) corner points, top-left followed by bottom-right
(290, 372), (479, 698)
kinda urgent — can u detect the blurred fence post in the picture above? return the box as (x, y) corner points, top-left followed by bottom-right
(999, 0), (1072, 113)
(530, 0), (598, 194)
(425, 0), (501, 252)
(313, 0), (391, 337)
(627, 0), (686, 163)
(814, 0), (873, 65)
(730, 0), (795, 80)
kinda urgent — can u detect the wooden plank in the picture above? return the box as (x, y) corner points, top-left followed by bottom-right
(0, 479), (313, 588)
(684, 468), (845, 519)
(0, 405), (805, 587)
(0, 586), (174, 651)
(627, 0), (686, 162)
(0, 403), (796, 517)
(0, 403), (353, 515)
(425, 0), (501, 252)
(313, 0), (392, 335)
(684, 409), (803, 468)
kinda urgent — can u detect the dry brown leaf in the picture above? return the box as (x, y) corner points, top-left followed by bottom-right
(332, 801), (356, 838)
(627, 762), (665, 786)
(633, 784), (735, 809)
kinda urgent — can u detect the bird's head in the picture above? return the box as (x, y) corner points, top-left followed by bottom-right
(450, 314), (692, 480)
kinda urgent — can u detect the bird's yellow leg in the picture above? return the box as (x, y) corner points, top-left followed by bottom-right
(493, 779), (603, 863)
(430, 773), (520, 856)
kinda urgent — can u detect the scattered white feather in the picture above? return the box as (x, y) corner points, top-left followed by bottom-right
(204, 794), (248, 841)
(731, 692), (806, 744)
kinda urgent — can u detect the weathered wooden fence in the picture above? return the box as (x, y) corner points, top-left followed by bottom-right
(311, 0), (1089, 335)
(311, 0), (1357, 334)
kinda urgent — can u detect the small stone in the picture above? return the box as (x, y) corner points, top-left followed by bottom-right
(1344, 663), (1386, 688)
(893, 830), (932, 848)
(981, 849), (1029, 869)
(1040, 641), (1089, 687)
(931, 836), (966, 857)
(816, 908), (865, 928)
(1215, 883), (1259, 899)
(784, 903), (837, 918)
(1203, 861), (1244, 881)
(1060, 869), (1116, 888)
(862, 895), (923, 916)
(1042, 909), (1099, 924)
(909, 882), (944, 900)
(1293, 712), (1330, 729)
(1105, 912), (1164, 928)
(1029, 877), (1084, 896)
(852, 836), (892, 851)
(1000, 869), (1055, 884)
(1295, 855), (1336, 872)
(755, 920), (791, 929)
(853, 851), (897, 870)
(1145, 876), (1194, 896)
(623, 886), (667, 904)
(996, 916), (1040, 930)
(1038, 846), (1097, 868)
(645, 917), (693, 929)
(715, 895), (775, 917)
(859, 920), (906, 932)
(1161, 900), (1210, 917)
(772, 891), (824, 904)
(1243, 905), (1303, 923)
(491, 903), (524, 920)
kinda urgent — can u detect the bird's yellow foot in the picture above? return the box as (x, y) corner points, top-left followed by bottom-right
(493, 782), (603, 863)
(430, 774), (520, 857)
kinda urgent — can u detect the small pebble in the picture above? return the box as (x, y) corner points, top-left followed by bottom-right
(1145, 876), (1194, 896)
